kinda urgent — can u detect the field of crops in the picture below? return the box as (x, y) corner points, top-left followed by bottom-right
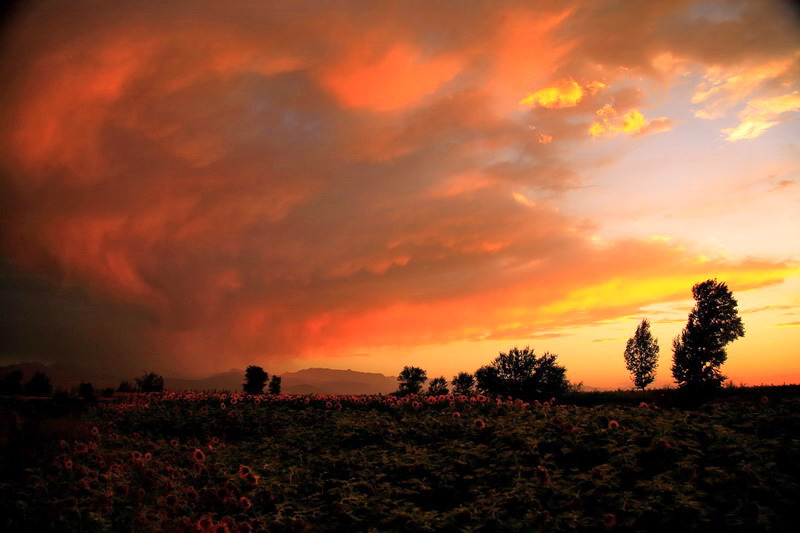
(1, 392), (798, 532)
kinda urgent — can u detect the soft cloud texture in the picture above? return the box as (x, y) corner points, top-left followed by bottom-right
(0, 0), (798, 379)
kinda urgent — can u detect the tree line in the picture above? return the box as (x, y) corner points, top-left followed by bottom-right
(394, 345), (571, 401)
(1, 279), (744, 402)
(394, 278), (744, 401)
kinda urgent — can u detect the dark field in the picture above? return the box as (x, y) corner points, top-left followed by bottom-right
(1, 390), (799, 532)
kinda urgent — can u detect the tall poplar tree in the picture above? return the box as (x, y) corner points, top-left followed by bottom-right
(672, 279), (744, 394)
(624, 319), (659, 394)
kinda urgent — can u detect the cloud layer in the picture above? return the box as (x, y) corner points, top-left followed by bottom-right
(1, 0), (798, 376)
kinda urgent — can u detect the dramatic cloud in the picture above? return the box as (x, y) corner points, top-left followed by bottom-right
(1, 0), (798, 381)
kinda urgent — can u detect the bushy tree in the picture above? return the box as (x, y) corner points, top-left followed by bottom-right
(243, 366), (268, 395)
(475, 365), (502, 396)
(427, 376), (449, 396)
(672, 279), (744, 394)
(23, 371), (52, 397)
(624, 319), (659, 393)
(475, 346), (569, 401)
(117, 380), (136, 393)
(136, 371), (164, 393)
(396, 366), (427, 396)
(0, 370), (23, 395)
(451, 372), (475, 396)
(268, 375), (282, 395)
(78, 381), (96, 401)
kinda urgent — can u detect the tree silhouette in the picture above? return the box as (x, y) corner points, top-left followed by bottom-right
(396, 366), (427, 396)
(117, 380), (136, 393)
(624, 319), (659, 394)
(475, 346), (569, 401)
(451, 372), (475, 396)
(672, 279), (744, 395)
(135, 371), (164, 392)
(268, 375), (282, 395)
(243, 366), (268, 395)
(475, 365), (502, 396)
(0, 370), (23, 395)
(78, 381), (96, 401)
(427, 376), (449, 396)
(23, 371), (52, 397)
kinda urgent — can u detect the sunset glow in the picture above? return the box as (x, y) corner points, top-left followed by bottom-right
(1, 0), (798, 388)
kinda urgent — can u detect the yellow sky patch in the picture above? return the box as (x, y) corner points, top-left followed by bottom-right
(520, 79), (584, 108)
(512, 192), (536, 207)
(724, 91), (800, 141)
(589, 105), (670, 137)
(539, 264), (799, 317)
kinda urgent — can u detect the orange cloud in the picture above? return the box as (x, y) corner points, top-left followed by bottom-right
(589, 105), (672, 137)
(520, 79), (584, 108)
(321, 42), (463, 112)
(519, 79), (608, 109)
(692, 59), (795, 120)
(0, 0), (798, 381)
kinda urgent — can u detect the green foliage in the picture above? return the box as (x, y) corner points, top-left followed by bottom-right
(624, 319), (659, 391)
(22, 371), (52, 397)
(427, 376), (449, 396)
(243, 365), (268, 395)
(451, 372), (475, 396)
(475, 346), (570, 401)
(672, 279), (744, 394)
(397, 366), (427, 396)
(268, 375), (282, 395)
(135, 371), (164, 393)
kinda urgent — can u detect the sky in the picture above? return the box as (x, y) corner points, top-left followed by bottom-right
(1, 0), (799, 388)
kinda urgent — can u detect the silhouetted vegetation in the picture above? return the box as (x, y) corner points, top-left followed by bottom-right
(624, 319), (659, 394)
(117, 380), (136, 393)
(475, 346), (569, 401)
(396, 366), (427, 396)
(243, 365), (268, 395)
(0, 370), (23, 395)
(427, 376), (449, 396)
(22, 371), (52, 397)
(451, 371), (475, 396)
(78, 381), (95, 402)
(268, 375), (282, 395)
(672, 279), (744, 398)
(135, 371), (164, 393)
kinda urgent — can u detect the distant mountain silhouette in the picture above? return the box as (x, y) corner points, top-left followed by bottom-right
(164, 367), (398, 395)
(281, 368), (398, 395)
(0, 363), (610, 395)
(0, 363), (398, 394)
(0, 361), (119, 390)
(164, 369), (244, 392)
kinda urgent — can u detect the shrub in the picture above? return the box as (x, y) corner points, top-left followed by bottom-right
(475, 346), (569, 401)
